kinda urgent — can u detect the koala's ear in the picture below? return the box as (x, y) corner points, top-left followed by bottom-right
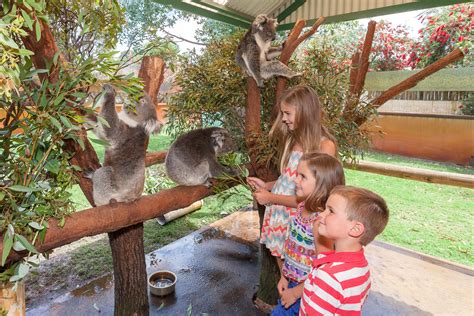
(211, 129), (225, 149)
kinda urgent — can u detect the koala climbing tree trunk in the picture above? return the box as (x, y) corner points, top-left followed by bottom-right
(106, 55), (164, 315)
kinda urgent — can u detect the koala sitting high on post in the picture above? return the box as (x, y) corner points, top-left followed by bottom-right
(236, 14), (300, 88)
(90, 84), (161, 206)
(165, 127), (236, 187)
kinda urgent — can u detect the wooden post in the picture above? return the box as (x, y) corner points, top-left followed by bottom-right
(0, 281), (25, 316)
(371, 48), (465, 107)
(108, 55), (167, 315)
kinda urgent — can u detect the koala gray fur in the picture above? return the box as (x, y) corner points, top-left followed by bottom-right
(90, 84), (162, 206)
(165, 127), (235, 187)
(236, 14), (300, 88)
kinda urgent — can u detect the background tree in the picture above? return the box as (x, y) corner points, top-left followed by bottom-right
(362, 20), (414, 71)
(409, 3), (473, 68)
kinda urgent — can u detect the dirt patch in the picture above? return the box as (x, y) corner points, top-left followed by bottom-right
(26, 234), (111, 308)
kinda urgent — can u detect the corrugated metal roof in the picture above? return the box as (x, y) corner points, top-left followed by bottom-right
(154, 0), (470, 29)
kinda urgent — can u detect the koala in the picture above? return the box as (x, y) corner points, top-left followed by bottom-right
(90, 84), (162, 206)
(165, 127), (236, 187)
(236, 14), (300, 88)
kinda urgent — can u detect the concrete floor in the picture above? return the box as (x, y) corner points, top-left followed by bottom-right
(26, 210), (474, 315)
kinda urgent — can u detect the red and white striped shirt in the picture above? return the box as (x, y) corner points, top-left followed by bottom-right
(300, 249), (371, 315)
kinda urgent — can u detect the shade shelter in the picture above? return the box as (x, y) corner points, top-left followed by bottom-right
(153, 0), (469, 29)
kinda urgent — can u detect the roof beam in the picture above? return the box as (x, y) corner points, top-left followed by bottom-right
(192, 0), (253, 23)
(277, 0), (306, 22)
(153, 0), (250, 28)
(277, 0), (470, 31)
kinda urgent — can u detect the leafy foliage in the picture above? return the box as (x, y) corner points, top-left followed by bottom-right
(295, 42), (374, 161)
(167, 28), (374, 164)
(409, 3), (473, 68)
(362, 20), (415, 71)
(0, 1), (143, 283)
(194, 18), (240, 44)
(46, 0), (125, 64)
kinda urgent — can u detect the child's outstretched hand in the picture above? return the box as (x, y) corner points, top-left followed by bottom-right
(253, 188), (273, 205)
(246, 177), (266, 191)
(277, 275), (289, 296)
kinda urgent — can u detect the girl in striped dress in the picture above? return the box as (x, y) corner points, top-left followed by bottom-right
(247, 85), (337, 271)
(272, 153), (345, 315)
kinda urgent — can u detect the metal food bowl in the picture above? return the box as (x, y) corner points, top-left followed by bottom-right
(148, 270), (177, 296)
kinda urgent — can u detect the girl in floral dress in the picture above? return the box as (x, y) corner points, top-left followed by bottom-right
(247, 85), (337, 270)
(272, 153), (345, 315)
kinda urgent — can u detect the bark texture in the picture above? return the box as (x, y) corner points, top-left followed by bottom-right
(109, 223), (149, 316)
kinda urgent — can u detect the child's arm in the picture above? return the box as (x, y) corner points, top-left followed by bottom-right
(280, 282), (305, 308)
(247, 177), (276, 191)
(253, 189), (299, 208)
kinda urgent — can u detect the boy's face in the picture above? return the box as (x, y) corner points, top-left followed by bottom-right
(318, 194), (354, 241)
(295, 160), (316, 199)
(280, 101), (296, 131)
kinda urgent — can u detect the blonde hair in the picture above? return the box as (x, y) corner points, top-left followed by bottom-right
(300, 153), (345, 212)
(269, 85), (337, 173)
(330, 186), (389, 246)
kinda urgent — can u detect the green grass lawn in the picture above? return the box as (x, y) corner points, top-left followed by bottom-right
(358, 150), (474, 175)
(68, 134), (473, 268)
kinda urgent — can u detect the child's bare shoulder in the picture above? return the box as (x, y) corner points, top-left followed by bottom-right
(320, 139), (336, 156)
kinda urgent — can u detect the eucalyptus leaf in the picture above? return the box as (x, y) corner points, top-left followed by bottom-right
(0, 191), (5, 201)
(14, 235), (39, 254)
(13, 241), (26, 252)
(89, 138), (109, 146)
(59, 115), (72, 128)
(35, 20), (41, 41)
(2, 232), (14, 266)
(28, 221), (44, 230)
(8, 185), (42, 193)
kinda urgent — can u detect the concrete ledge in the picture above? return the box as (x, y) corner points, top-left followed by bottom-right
(372, 240), (474, 276)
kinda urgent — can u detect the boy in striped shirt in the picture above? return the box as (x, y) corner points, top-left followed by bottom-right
(300, 186), (389, 315)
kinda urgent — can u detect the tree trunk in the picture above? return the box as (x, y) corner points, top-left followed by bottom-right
(256, 204), (279, 310)
(109, 223), (149, 316)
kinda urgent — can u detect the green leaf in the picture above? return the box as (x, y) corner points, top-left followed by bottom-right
(45, 159), (60, 174)
(10, 262), (29, 282)
(12, 241), (26, 252)
(59, 115), (72, 128)
(53, 92), (65, 106)
(49, 116), (62, 132)
(8, 185), (42, 193)
(17, 48), (34, 56)
(0, 191), (5, 201)
(35, 20), (41, 41)
(89, 138), (109, 146)
(28, 221), (44, 230)
(0, 33), (19, 49)
(52, 51), (60, 65)
(2, 232), (14, 266)
(26, 0), (43, 12)
(97, 116), (110, 128)
(14, 235), (39, 254)
(21, 9), (33, 30)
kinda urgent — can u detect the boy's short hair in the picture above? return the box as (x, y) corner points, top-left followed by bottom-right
(330, 186), (389, 246)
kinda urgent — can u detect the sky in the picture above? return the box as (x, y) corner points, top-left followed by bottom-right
(168, 8), (428, 53)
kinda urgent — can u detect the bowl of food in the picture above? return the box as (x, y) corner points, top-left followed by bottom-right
(148, 270), (177, 296)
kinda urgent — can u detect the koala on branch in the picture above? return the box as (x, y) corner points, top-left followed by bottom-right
(90, 84), (162, 206)
(165, 128), (236, 187)
(236, 14), (300, 88)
